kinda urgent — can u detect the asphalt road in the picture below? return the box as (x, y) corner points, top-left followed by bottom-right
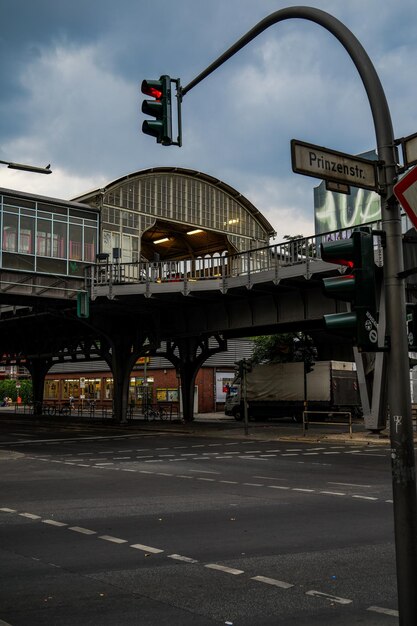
(0, 420), (402, 625)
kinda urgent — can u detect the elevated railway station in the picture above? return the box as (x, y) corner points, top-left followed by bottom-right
(0, 167), (396, 426)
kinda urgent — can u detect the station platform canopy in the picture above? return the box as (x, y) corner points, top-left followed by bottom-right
(73, 167), (276, 263)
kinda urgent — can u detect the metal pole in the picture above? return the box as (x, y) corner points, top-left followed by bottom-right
(181, 8), (417, 622)
(242, 362), (249, 436)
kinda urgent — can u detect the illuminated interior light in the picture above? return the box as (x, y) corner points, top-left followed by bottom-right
(224, 218), (240, 225)
(186, 229), (204, 235)
(153, 237), (169, 244)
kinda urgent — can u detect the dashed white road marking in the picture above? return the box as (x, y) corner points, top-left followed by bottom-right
(252, 575), (294, 589)
(130, 543), (164, 554)
(19, 513), (41, 520)
(306, 590), (352, 604)
(367, 605), (399, 617)
(69, 526), (96, 535)
(293, 488), (314, 493)
(205, 564), (244, 575)
(42, 519), (67, 527)
(243, 482), (263, 487)
(329, 482), (372, 488)
(99, 535), (128, 544)
(168, 553), (198, 563)
(352, 495), (378, 501)
(268, 485), (289, 490)
(0, 507), (16, 513)
(320, 491), (346, 496)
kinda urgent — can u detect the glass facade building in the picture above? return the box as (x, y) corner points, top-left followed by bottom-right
(0, 189), (99, 277)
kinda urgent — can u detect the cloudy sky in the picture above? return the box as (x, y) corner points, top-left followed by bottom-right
(1, 0), (416, 240)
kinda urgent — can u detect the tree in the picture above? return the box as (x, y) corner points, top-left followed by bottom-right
(252, 332), (317, 366)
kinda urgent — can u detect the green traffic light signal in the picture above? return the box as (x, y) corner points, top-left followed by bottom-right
(320, 228), (378, 351)
(141, 76), (173, 146)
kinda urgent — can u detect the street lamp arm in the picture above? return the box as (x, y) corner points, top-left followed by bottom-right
(0, 159), (52, 174)
(181, 6), (395, 175)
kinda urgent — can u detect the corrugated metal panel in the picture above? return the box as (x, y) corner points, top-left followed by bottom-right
(49, 338), (254, 374)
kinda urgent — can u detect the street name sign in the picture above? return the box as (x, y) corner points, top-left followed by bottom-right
(399, 131), (417, 169)
(393, 164), (417, 229)
(291, 139), (379, 191)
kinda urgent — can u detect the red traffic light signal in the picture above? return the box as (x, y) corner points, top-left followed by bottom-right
(320, 228), (378, 350)
(141, 76), (173, 146)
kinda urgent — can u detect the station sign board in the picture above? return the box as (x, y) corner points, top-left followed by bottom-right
(291, 139), (379, 191)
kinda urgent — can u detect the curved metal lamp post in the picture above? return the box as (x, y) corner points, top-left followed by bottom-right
(181, 7), (417, 623)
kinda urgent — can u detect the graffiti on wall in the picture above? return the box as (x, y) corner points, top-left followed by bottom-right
(314, 150), (381, 235)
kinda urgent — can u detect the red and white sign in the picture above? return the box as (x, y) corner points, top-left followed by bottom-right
(394, 165), (417, 229)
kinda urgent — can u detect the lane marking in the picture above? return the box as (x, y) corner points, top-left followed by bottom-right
(69, 526), (96, 535)
(99, 535), (128, 544)
(252, 575), (294, 589)
(306, 590), (352, 605)
(219, 480), (238, 484)
(268, 485), (289, 490)
(320, 491), (346, 496)
(352, 495), (378, 501)
(253, 476), (288, 482)
(293, 488), (315, 493)
(42, 519), (67, 527)
(189, 469), (220, 474)
(243, 482), (263, 487)
(168, 554), (198, 563)
(19, 513), (41, 520)
(130, 543), (164, 554)
(367, 606), (399, 617)
(329, 482), (371, 488)
(0, 508), (16, 513)
(205, 564), (244, 575)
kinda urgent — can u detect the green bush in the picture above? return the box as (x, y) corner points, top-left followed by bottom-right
(0, 379), (32, 404)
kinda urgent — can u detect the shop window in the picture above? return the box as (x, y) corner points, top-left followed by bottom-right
(62, 379), (80, 399)
(156, 388), (179, 402)
(44, 380), (59, 400)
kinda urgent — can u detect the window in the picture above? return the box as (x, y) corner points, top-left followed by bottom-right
(2, 213), (18, 252)
(69, 224), (82, 260)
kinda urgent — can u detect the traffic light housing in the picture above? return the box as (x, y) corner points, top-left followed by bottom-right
(77, 291), (89, 319)
(141, 75), (172, 146)
(320, 228), (378, 351)
(235, 359), (252, 377)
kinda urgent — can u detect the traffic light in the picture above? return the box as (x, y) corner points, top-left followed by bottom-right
(141, 75), (172, 146)
(235, 359), (252, 377)
(320, 228), (378, 351)
(77, 291), (89, 319)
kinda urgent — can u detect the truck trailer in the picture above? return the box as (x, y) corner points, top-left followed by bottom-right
(224, 361), (361, 421)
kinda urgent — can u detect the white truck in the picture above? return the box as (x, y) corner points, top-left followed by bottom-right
(224, 360), (361, 421)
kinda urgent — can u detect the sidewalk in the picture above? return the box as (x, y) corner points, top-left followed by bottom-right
(1, 407), (414, 445)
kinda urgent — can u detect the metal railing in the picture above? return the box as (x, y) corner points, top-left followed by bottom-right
(85, 221), (384, 292)
(302, 410), (353, 437)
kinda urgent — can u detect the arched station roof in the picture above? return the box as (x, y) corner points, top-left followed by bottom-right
(73, 167), (276, 260)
